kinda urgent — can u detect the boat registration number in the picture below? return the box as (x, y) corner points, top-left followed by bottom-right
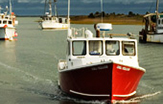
(92, 65), (108, 70)
(117, 65), (130, 71)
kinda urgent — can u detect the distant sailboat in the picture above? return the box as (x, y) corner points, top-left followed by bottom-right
(0, 0), (18, 40)
(40, 0), (68, 30)
(139, 0), (163, 43)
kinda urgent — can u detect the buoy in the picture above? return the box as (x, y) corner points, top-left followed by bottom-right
(14, 32), (18, 37)
(3, 25), (8, 28)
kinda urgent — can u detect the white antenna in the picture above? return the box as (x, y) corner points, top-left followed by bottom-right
(54, 1), (58, 16)
(68, 0), (70, 29)
(0, 6), (2, 13)
(101, 0), (103, 23)
(49, 0), (52, 16)
(67, 0), (71, 37)
(9, 0), (12, 14)
(156, 0), (159, 13)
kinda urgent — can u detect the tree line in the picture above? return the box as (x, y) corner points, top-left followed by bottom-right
(88, 11), (142, 18)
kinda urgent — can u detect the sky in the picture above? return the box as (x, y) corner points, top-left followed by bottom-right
(0, 0), (163, 16)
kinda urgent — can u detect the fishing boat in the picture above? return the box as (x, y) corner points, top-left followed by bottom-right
(139, 0), (163, 43)
(0, 0), (18, 40)
(40, 0), (68, 29)
(57, 0), (146, 102)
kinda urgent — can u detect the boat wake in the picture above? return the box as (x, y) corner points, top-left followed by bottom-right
(50, 91), (161, 104)
(112, 91), (161, 104)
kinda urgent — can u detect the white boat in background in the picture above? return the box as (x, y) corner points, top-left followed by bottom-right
(40, 0), (68, 29)
(0, 0), (18, 40)
(139, 0), (163, 43)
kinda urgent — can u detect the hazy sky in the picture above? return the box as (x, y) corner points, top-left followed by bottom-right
(0, 0), (162, 16)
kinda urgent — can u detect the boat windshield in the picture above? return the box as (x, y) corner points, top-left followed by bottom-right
(8, 21), (12, 24)
(89, 41), (103, 55)
(3, 20), (7, 24)
(122, 41), (136, 56)
(72, 41), (86, 56)
(105, 41), (119, 55)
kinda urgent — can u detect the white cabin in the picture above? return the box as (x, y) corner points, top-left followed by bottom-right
(58, 23), (139, 70)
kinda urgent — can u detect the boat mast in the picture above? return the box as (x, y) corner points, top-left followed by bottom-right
(101, 0), (103, 23)
(156, 0), (159, 13)
(54, 0), (58, 17)
(156, 0), (159, 19)
(49, 0), (52, 16)
(0, 6), (2, 13)
(44, 0), (47, 15)
(9, 0), (12, 14)
(68, 0), (70, 30)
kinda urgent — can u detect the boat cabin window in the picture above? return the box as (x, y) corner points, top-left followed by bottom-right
(65, 19), (67, 23)
(59, 18), (62, 23)
(89, 41), (103, 55)
(72, 41), (86, 56)
(122, 41), (135, 56)
(8, 21), (12, 24)
(3, 20), (7, 24)
(158, 20), (161, 25)
(0, 20), (1, 24)
(106, 41), (119, 55)
(5, 17), (8, 19)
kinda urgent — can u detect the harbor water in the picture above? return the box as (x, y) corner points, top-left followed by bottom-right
(0, 17), (163, 104)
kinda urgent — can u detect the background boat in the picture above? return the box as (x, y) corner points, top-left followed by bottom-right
(0, 0), (18, 40)
(40, 0), (68, 30)
(139, 0), (163, 43)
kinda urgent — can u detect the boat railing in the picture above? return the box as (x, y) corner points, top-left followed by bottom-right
(70, 27), (88, 38)
(107, 33), (135, 39)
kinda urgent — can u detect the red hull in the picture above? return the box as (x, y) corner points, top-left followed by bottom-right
(59, 62), (145, 102)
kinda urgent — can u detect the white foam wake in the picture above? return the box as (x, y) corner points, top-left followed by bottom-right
(113, 91), (161, 104)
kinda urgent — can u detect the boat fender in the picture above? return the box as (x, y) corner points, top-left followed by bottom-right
(3, 25), (8, 28)
(58, 62), (66, 69)
(85, 30), (93, 38)
(14, 32), (18, 37)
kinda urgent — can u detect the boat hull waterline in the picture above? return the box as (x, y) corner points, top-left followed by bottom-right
(0, 27), (16, 40)
(41, 22), (68, 29)
(59, 61), (145, 101)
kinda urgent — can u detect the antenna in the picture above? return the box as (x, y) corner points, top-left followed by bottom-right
(49, 0), (52, 16)
(68, 0), (70, 29)
(67, 0), (72, 37)
(44, 0), (47, 15)
(9, 0), (12, 14)
(101, 0), (103, 23)
(0, 6), (2, 13)
(156, 0), (159, 13)
(54, 0), (58, 16)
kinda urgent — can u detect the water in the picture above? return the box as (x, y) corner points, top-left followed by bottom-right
(0, 17), (162, 104)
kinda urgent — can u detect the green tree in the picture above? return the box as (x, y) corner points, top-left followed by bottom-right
(88, 13), (95, 18)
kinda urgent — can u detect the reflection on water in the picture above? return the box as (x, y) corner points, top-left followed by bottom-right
(0, 17), (163, 104)
(0, 40), (16, 62)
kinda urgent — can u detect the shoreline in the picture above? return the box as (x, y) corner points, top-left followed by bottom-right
(70, 16), (144, 25)
(70, 19), (144, 25)
(30, 15), (144, 25)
